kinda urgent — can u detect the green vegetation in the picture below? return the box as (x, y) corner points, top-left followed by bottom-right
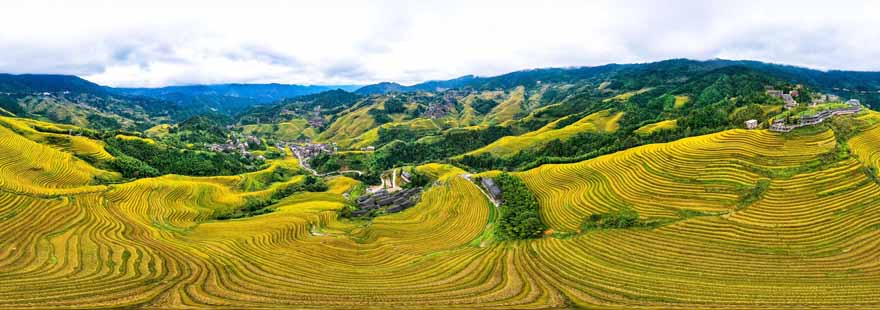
(402, 169), (430, 188)
(105, 135), (262, 178)
(581, 208), (642, 230)
(737, 179), (771, 210)
(471, 97), (498, 114)
(494, 173), (547, 240)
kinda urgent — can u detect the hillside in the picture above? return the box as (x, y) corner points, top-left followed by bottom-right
(3, 109), (880, 307)
(0, 74), (184, 130)
(463, 109), (623, 157)
(0, 74), (107, 94)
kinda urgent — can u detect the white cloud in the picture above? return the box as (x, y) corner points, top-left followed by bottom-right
(0, 0), (879, 87)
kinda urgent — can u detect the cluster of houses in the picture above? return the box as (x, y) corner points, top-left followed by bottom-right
(277, 106), (326, 128)
(288, 142), (336, 159)
(747, 85), (865, 132)
(765, 86), (800, 109)
(288, 142), (336, 171)
(351, 187), (423, 217)
(307, 106), (326, 128)
(308, 117), (327, 128)
(766, 86), (846, 110)
(768, 99), (862, 132)
(207, 135), (263, 158)
(422, 102), (453, 119)
(810, 93), (841, 105)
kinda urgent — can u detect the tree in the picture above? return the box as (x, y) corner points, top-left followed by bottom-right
(494, 173), (548, 240)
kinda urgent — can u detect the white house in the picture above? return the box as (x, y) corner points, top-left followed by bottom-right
(745, 119), (758, 129)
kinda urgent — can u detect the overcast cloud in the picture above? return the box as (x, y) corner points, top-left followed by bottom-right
(1, 0), (878, 87)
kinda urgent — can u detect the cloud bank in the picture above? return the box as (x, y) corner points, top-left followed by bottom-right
(1, 0), (878, 87)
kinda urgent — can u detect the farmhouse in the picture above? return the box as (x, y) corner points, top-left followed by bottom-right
(745, 119), (758, 129)
(481, 177), (503, 202)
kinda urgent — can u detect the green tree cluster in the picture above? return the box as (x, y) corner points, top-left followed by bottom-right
(581, 208), (642, 230)
(494, 173), (547, 240)
(105, 137), (261, 178)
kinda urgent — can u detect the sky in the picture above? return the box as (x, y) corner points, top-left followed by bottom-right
(1, 0), (879, 87)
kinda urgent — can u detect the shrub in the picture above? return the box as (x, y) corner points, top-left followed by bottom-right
(111, 154), (159, 178)
(581, 208), (642, 231)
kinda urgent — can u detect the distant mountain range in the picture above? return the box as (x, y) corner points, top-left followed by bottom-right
(4, 58), (880, 132)
(0, 74), (360, 129)
(353, 75), (478, 95)
(354, 59), (880, 95)
(0, 74), (108, 94)
(113, 83), (361, 114)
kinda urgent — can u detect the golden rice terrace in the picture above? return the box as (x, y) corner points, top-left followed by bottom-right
(4, 108), (880, 309)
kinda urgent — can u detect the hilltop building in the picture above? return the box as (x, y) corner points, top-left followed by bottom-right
(745, 119), (758, 129)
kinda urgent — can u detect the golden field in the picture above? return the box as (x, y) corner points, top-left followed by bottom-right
(3, 114), (880, 308)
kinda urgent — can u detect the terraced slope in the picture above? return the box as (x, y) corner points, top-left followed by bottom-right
(0, 118), (118, 194)
(4, 119), (880, 308)
(318, 105), (377, 147)
(463, 109), (622, 158)
(518, 127), (880, 307)
(482, 86), (525, 126)
(634, 119), (678, 135)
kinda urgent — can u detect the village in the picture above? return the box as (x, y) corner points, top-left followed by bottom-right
(285, 141), (337, 173)
(207, 134), (263, 156)
(744, 86), (863, 132)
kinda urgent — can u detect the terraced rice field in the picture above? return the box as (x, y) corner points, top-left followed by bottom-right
(517, 128), (880, 307)
(602, 88), (653, 103)
(3, 121), (880, 308)
(319, 105), (378, 147)
(634, 119), (677, 135)
(673, 95), (689, 108)
(482, 86), (525, 126)
(463, 110), (622, 158)
(144, 124), (172, 138)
